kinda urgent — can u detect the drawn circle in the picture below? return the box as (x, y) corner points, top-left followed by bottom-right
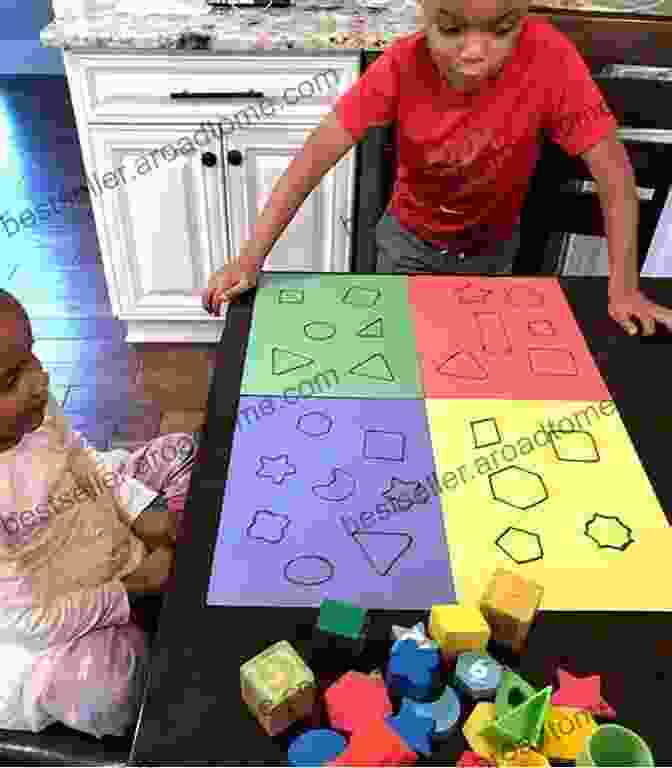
(297, 411), (333, 437)
(304, 321), (336, 341)
(284, 555), (335, 586)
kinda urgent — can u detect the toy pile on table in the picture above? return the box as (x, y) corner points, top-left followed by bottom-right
(239, 568), (647, 766)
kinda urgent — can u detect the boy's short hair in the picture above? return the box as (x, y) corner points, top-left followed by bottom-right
(0, 289), (29, 328)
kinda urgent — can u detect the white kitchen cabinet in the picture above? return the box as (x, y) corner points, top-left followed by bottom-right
(64, 50), (360, 342)
(226, 125), (353, 274)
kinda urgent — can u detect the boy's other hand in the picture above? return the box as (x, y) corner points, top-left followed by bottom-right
(609, 289), (672, 336)
(121, 546), (174, 596)
(202, 260), (259, 316)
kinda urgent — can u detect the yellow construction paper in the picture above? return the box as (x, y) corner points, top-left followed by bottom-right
(425, 399), (671, 611)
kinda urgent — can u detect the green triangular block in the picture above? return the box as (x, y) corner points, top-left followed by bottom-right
(480, 685), (552, 749)
(495, 668), (538, 718)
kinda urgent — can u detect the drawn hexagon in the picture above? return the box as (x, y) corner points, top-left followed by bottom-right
(489, 466), (549, 510)
(495, 527), (544, 565)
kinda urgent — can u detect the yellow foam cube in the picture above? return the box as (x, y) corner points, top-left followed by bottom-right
(540, 706), (597, 761)
(428, 603), (491, 660)
(462, 702), (500, 760)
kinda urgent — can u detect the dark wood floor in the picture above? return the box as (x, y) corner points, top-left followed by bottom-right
(0, 76), (164, 451)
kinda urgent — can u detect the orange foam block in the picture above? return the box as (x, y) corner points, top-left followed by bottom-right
(326, 718), (418, 766)
(325, 671), (393, 734)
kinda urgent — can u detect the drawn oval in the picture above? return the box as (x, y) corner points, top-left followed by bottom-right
(284, 555), (335, 586)
(297, 411), (333, 437)
(304, 321), (336, 341)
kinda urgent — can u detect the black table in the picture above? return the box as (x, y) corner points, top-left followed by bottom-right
(129, 275), (672, 766)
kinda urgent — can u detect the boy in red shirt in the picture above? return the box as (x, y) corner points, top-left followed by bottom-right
(203, 0), (672, 336)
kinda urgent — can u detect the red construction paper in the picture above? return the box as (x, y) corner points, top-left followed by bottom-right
(408, 277), (612, 401)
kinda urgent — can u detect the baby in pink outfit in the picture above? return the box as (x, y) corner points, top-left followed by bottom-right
(0, 288), (199, 737)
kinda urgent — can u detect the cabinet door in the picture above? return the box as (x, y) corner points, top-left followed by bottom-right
(225, 125), (355, 273)
(89, 124), (228, 321)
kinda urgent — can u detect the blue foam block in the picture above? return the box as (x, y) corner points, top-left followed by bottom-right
(386, 638), (441, 701)
(287, 729), (347, 766)
(404, 685), (461, 741)
(385, 698), (435, 757)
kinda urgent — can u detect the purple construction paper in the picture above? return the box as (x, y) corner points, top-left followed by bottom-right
(207, 397), (457, 609)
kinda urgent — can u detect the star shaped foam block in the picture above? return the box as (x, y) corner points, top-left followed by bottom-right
(391, 622), (439, 653)
(386, 638), (441, 701)
(385, 698), (435, 757)
(551, 668), (616, 718)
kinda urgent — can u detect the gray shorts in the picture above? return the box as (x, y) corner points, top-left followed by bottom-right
(375, 210), (520, 275)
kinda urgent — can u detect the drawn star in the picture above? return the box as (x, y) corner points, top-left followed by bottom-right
(382, 478), (428, 508)
(385, 697), (435, 757)
(391, 622), (439, 652)
(454, 282), (493, 304)
(584, 514), (634, 551)
(256, 455), (297, 484)
(551, 668), (616, 718)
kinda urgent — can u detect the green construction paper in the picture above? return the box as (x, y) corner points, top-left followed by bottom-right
(240, 274), (422, 399)
(495, 668), (538, 718)
(480, 685), (552, 749)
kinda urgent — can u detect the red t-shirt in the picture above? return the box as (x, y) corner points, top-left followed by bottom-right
(335, 17), (618, 248)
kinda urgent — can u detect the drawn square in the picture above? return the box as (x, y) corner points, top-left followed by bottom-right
(363, 429), (406, 462)
(471, 418), (501, 449)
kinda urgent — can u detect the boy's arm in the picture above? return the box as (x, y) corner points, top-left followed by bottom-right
(238, 109), (357, 270)
(581, 132), (639, 297)
(582, 132), (672, 334)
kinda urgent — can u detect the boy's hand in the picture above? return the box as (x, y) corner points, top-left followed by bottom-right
(131, 497), (178, 551)
(121, 546), (174, 596)
(202, 260), (259, 316)
(608, 289), (672, 336)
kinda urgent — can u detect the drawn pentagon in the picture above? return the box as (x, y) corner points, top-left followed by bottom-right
(489, 466), (549, 510)
(495, 527), (544, 564)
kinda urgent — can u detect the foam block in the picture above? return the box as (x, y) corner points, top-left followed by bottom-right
(314, 598), (369, 655)
(462, 702), (500, 759)
(454, 651), (503, 701)
(240, 640), (315, 737)
(288, 729), (347, 766)
(428, 604), (491, 661)
(456, 751), (496, 767)
(324, 670), (392, 734)
(386, 638), (441, 701)
(479, 569), (543, 653)
(480, 686), (552, 749)
(497, 745), (550, 766)
(540, 706), (598, 761)
(495, 669), (537, 719)
(403, 684), (461, 741)
(385, 698), (435, 757)
(326, 718), (418, 766)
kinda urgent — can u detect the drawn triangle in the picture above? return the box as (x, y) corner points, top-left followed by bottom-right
(349, 353), (394, 382)
(352, 531), (413, 576)
(357, 317), (384, 339)
(495, 669), (537, 719)
(436, 351), (487, 380)
(481, 685), (552, 749)
(272, 347), (315, 376)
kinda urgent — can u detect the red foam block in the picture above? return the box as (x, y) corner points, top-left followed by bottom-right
(325, 671), (393, 734)
(326, 718), (417, 767)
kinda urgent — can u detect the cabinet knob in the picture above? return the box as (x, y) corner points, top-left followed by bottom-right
(227, 149), (243, 166)
(201, 152), (217, 167)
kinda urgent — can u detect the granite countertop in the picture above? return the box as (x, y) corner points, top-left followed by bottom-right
(40, 0), (672, 53)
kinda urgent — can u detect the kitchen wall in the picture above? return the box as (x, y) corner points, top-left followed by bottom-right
(0, 0), (63, 75)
